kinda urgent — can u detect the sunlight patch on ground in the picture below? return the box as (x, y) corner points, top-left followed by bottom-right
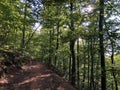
(57, 86), (64, 90)
(22, 64), (42, 70)
(0, 78), (8, 84)
(17, 74), (51, 86)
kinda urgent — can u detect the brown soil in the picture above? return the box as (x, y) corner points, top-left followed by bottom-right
(0, 61), (76, 90)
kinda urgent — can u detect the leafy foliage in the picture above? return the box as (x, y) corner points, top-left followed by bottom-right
(0, 0), (120, 89)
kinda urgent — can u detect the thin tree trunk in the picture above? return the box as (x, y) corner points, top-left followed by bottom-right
(82, 50), (86, 90)
(49, 30), (52, 64)
(99, 0), (106, 89)
(77, 39), (80, 89)
(111, 41), (118, 90)
(70, 40), (76, 86)
(69, 2), (76, 86)
(55, 22), (59, 66)
(87, 39), (90, 89)
(21, 0), (27, 48)
(90, 38), (94, 90)
(96, 55), (100, 90)
(69, 55), (72, 81)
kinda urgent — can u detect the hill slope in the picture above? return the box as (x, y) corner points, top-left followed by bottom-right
(0, 61), (76, 90)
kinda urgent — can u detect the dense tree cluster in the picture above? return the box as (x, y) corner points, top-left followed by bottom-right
(0, 0), (120, 90)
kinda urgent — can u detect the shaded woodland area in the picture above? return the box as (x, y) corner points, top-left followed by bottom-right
(0, 0), (120, 90)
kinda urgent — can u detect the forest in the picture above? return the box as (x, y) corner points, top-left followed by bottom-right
(0, 0), (120, 90)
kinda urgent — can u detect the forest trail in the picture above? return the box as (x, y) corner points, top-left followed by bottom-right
(0, 61), (76, 90)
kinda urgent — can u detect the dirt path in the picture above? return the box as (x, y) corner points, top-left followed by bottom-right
(0, 61), (76, 90)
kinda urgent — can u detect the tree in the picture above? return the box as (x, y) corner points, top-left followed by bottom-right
(99, 0), (106, 89)
(21, 0), (27, 48)
(0, 0), (118, 89)
(69, 1), (76, 86)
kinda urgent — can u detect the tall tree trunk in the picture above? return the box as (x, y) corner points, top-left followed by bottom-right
(87, 39), (90, 89)
(99, 0), (106, 90)
(77, 39), (80, 89)
(49, 30), (52, 64)
(69, 55), (72, 81)
(96, 54), (101, 90)
(69, 2), (76, 86)
(90, 38), (94, 90)
(111, 40), (118, 90)
(21, 0), (27, 48)
(70, 40), (76, 86)
(55, 22), (59, 66)
(82, 48), (86, 90)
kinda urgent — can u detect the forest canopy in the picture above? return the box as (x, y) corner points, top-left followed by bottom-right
(0, 0), (120, 90)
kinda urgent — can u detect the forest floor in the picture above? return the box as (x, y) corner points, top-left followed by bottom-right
(0, 60), (76, 90)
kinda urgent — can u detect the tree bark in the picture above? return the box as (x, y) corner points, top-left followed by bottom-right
(111, 41), (118, 90)
(69, 2), (76, 86)
(21, 0), (27, 48)
(90, 38), (94, 90)
(55, 22), (59, 66)
(77, 39), (80, 89)
(99, 0), (106, 90)
(87, 39), (90, 89)
(69, 55), (72, 81)
(49, 30), (52, 64)
(70, 40), (76, 86)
